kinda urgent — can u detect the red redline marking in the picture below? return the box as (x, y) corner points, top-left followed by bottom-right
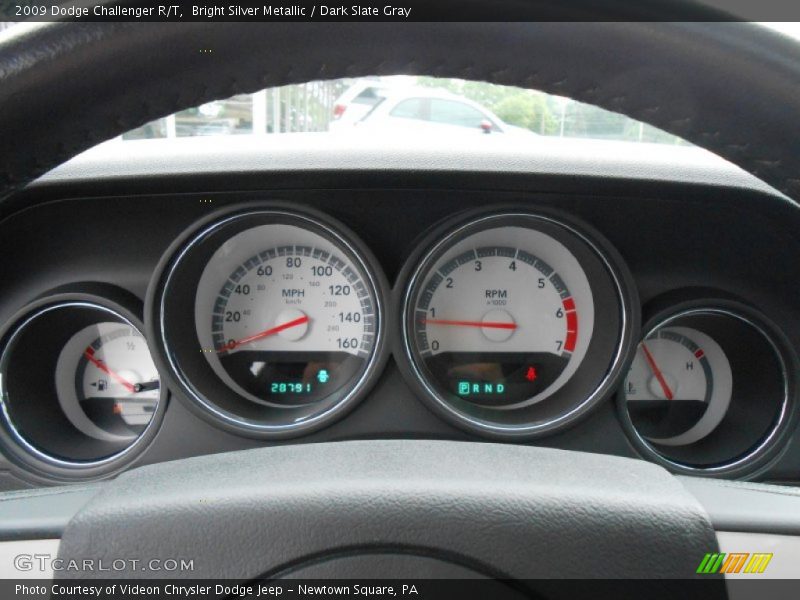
(565, 311), (578, 334)
(562, 298), (578, 352)
(694, 349), (705, 359)
(641, 343), (674, 401)
(83, 349), (135, 393)
(564, 330), (577, 353)
(422, 319), (517, 330)
(218, 315), (310, 352)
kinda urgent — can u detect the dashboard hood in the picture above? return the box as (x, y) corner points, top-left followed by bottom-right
(34, 134), (782, 199)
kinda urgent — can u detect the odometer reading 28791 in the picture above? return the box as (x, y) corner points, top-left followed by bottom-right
(202, 239), (376, 407)
(196, 224), (377, 408)
(152, 206), (388, 438)
(401, 211), (635, 438)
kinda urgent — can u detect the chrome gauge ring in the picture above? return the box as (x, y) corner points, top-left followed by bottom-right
(0, 293), (165, 481)
(619, 301), (796, 477)
(397, 208), (639, 439)
(146, 204), (389, 438)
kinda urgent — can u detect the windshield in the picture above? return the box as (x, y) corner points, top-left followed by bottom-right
(1, 22), (798, 149)
(118, 76), (689, 145)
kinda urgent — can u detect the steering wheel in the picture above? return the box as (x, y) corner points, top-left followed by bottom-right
(1, 12), (797, 587)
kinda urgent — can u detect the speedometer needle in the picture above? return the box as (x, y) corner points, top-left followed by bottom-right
(641, 343), (674, 401)
(83, 348), (135, 393)
(218, 315), (310, 352)
(423, 318), (517, 330)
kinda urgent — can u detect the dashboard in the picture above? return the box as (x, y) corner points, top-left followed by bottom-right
(0, 141), (799, 489)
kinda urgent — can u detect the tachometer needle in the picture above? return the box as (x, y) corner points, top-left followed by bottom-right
(641, 343), (674, 400)
(83, 349), (135, 393)
(219, 315), (310, 352)
(422, 318), (517, 330)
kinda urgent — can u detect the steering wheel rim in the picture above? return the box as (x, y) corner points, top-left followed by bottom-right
(1, 20), (800, 201)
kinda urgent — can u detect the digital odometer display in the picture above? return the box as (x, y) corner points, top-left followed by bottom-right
(195, 223), (378, 408)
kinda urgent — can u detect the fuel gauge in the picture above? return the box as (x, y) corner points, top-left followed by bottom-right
(56, 323), (160, 442)
(0, 294), (166, 479)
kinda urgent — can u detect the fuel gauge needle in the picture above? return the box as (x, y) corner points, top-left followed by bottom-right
(83, 348), (135, 393)
(641, 343), (674, 400)
(132, 381), (160, 393)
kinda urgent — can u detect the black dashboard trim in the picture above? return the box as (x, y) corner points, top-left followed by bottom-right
(0, 173), (798, 487)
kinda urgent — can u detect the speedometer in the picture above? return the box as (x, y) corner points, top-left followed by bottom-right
(398, 209), (638, 439)
(196, 226), (376, 407)
(148, 205), (388, 438)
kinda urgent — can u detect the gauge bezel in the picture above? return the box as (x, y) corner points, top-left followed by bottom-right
(145, 203), (390, 439)
(0, 288), (167, 482)
(395, 207), (640, 439)
(617, 296), (798, 478)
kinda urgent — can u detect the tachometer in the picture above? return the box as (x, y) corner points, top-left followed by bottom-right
(398, 209), (638, 438)
(148, 205), (388, 438)
(412, 238), (592, 408)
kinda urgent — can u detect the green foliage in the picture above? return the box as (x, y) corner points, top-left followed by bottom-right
(494, 93), (557, 134)
(415, 76), (685, 142)
(122, 76), (687, 145)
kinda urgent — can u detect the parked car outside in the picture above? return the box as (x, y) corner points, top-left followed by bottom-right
(328, 78), (393, 131)
(331, 84), (535, 137)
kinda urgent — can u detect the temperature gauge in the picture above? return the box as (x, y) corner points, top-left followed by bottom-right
(624, 326), (732, 446)
(619, 305), (794, 475)
(56, 323), (160, 442)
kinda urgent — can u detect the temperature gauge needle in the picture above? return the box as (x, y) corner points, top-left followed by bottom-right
(641, 343), (674, 400)
(83, 348), (136, 393)
(219, 315), (310, 352)
(423, 319), (517, 330)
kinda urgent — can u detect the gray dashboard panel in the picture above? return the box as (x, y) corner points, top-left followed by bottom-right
(0, 484), (99, 540)
(680, 476), (800, 536)
(33, 136), (786, 200)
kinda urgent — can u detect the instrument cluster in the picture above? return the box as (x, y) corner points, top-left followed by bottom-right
(0, 202), (796, 482)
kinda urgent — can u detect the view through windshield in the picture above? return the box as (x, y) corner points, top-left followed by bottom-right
(120, 76), (689, 145)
